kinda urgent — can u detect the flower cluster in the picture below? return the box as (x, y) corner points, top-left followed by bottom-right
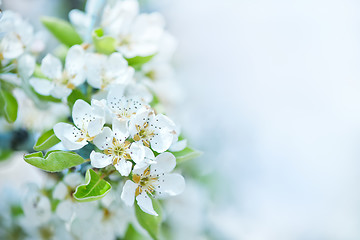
(0, 0), (204, 238)
(54, 88), (185, 214)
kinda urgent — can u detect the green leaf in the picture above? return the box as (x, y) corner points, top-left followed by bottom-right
(33, 129), (60, 151)
(126, 54), (155, 70)
(67, 88), (88, 110)
(124, 224), (144, 240)
(92, 28), (116, 55)
(171, 147), (202, 164)
(0, 90), (18, 123)
(0, 149), (12, 161)
(135, 198), (162, 240)
(24, 150), (85, 172)
(73, 169), (112, 202)
(41, 16), (83, 47)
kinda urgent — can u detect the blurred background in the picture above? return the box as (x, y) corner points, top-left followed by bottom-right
(2, 0), (360, 239)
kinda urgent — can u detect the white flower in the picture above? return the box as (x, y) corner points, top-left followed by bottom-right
(90, 123), (144, 176)
(169, 126), (187, 152)
(121, 152), (185, 216)
(129, 108), (177, 152)
(22, 183), (52, 226)
(102, 0), (165, 58)
(0, 10), (34, 60)
(54, 99), (105, 150)
(53, 173), (97, 221)
(107, 84), (147, 124)
(69, 0), (102, 41)
(85, 52), (134, 90)
(29, 45), (86, 98)
(13, 88), (69, 132)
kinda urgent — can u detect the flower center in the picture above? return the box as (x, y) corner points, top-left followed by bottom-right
(133, 167), (159, 196)
(104, 138), (131, 165)
(133, 122), (155, 147)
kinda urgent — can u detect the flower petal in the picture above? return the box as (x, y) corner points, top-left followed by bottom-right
(92, 127), (113, 150)
(50, 85), (72, 98)
(121, 180), (138, 206)
(150, 131), (174, 153)
(129, 142), (145, 164)
(64, 172), (84, 188)
(41, 54), (62, 79)
(136, 192), (158, 216)
(29, 77), (54, 96)
(87, 118), (104, 137)
(65, 45), (85, 86)
(72, 99), (93, 128)
(52, 182), (67, 200)
(112, 118), (129, 139)
(53, 122), (87, 150)
(115, 159), (132, 176)
(150, 152), (176, 174)
(85, 53), (105, 89)
(56, 199), (73, 221)
(90, 151), (113, 168)
(157, 173), (185, 198)
(18, 54), (35, 79)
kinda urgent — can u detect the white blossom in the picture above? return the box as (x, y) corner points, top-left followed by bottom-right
(52, 173), (96, 222)
(85, 52), (134, 90)
(0, 10), (34, 60)
(90, 124), (144, 176)
(121, 152), (185, 216)
(29, 45), (86, 98)
(129, 108), (177, 152)
(102, 0), (165, 58)
(54, 99), (105, 150)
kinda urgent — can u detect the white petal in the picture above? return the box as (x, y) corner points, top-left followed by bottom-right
(65, 45), (85, 76)
(85, 53), (105, 89)
(150, 131), (174, 153)
(64, 172), (84, 188)
(144, 146), (155, 160)
(154, 113), (176, 130)
(136, 192), (158, 216)
(129, 142), (145, 164)
(72, 99), (93, 128)
(53, 182), (67, 200)
(106, 52), (128, 77)
(112, 118), (129, 139)
(56, 199), (74, 221)
(50, 85), (72, 98)
(41, 54), (62, 79)
(157, 173), (185, 197)
(18, 54), (35, 79)
(92, 127), (113, 150)
(29, 77), (54, 96)
(87, 118), (104, 137)
(107, 84), (126, 104)
(53, 122), (87, 150)
(115, 159), (132, 176)
(121, 180), (138, 206)
(169, 139), (187, 152)
(150, 152), (176, 174)
(90, 151), (113, 168)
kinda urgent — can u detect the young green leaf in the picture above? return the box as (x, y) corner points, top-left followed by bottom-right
(124, 224), (144, 240)
(24, 150), (85, 172)
(0, 149), (12, 161)
(92, 28), (116, 55)
(67, 88), (88, 110)
(171, 147), (202, 164)
(73, 169), (112, 202)
(0, 90), (18, 123)
(33, 129), (60, 151)
(135, 198), (162, 240)
(41, 16), (83, 47)
(126, 54), (155, 70)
